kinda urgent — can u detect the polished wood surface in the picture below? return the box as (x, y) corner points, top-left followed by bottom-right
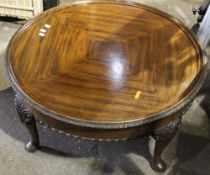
(7, 1), (205, 124)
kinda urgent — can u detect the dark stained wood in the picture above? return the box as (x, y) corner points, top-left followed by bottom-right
(15, 97), (39, 152)
(151, 117), (182, 172)
(7, 1), (205, 125)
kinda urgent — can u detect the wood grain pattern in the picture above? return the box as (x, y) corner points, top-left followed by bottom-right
(7, 1), (205, 125)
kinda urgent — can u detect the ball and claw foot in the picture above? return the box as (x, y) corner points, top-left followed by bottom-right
(25, 141), (39, 153)
(151, 159), (166, 172)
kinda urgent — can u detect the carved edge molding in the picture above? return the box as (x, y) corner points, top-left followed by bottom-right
(37, 101), (193, 142)
(36, 119), (128, 142)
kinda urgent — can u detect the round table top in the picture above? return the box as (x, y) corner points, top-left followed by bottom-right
(7, 1), (206, 128)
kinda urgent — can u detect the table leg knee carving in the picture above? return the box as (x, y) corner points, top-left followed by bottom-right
(151, 117), (182, 172)
(15, 96), (39, 152)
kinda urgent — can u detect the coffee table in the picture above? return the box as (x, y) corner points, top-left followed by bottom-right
(6, 0), (207, 172)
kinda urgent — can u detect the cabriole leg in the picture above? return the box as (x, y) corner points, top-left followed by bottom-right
(150, 117), (182, 172)
(15, 96), (39, 152)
